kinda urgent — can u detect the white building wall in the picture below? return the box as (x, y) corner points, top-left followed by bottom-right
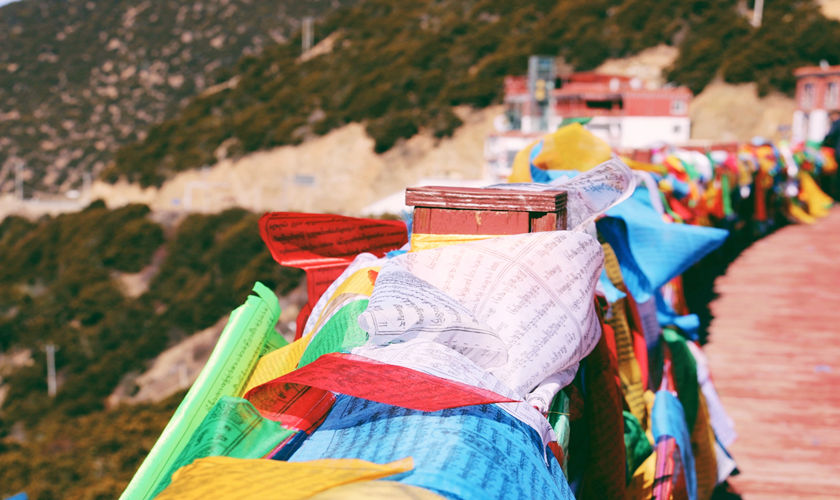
(792, 110), (807, 144)
(484, 132), (540, 181)
(585, 116), (622, 148)
(617, 116), (691, 148)
(521, 116), (536, 133)
(807, 109), (829, 143)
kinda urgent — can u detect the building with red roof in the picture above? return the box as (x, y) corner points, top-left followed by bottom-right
(499, 72), (691, 147)
(792, 63), (840, 143)
(485, 58), (692, 180)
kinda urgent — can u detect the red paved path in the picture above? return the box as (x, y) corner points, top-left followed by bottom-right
(705, 207), (840, 499)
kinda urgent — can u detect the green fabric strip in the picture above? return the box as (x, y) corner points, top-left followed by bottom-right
(623, 410), (652, 485)
(298, 299), (370, 367)
(153, 396), (295, 497)
(663, 327), (699, 432)
(120, 282), (281, 500)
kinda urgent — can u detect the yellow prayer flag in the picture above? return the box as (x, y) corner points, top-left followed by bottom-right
(627, 452), (656, 498)
(410, 233), (497, 251)
(691, 393), (719, 500)
(798, 171), (833, 219)
(156, 456), (414, 500)
(309, 480), (445, 499)
(241, 334), (311, 396)
(508, 123), (612, 183)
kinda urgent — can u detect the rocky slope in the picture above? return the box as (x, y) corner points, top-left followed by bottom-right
(0, 0), (352, 195)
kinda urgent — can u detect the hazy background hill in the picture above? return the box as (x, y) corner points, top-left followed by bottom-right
(4, 0), (840, 208)
(0, 0), (352, 196)
(102, 0), (840, 189)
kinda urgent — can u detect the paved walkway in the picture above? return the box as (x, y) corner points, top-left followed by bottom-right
(705, 207), (840, 499)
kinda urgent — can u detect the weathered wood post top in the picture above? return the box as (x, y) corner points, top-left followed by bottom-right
(405, 185), (568, 234)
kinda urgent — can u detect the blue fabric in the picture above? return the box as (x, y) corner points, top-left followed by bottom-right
(655, 290), (700, 340)
(596, 217), (653, 303)
(652, 390), (697, 500)
(668, 176), (691, 198)
(598, 186), (728, 303)
(290, 395), (574, 500)
(598, 268), (627, 304)
(528, 140), (550, 183)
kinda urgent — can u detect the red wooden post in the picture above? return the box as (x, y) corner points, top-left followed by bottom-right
(406, 184), (627, 497)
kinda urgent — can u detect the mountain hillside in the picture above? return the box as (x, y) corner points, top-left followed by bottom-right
(5, 0), (840, 194)
(821, 0), (840, 19)
(0, 0), (352, 195)
(3, 2), (840, 496)
(104, 0), (840, 188)
(0, 203), (303, 498)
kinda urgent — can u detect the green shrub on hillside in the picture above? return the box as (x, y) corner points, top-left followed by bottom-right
(149, 209), (302, 333)
(0, 205), (302, 427)
(667, 12), (751, 94)
(101, 218), (165, 273)
(366, 111), (420, 153)
(0, 202), (306, 497)
(0, 391), (184, 500)
(721, 1), (840, 95)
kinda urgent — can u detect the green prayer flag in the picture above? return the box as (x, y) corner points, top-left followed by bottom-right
(622, 410), (652, 484)
(298, 299), (370, 367)
(120, 282), (281, 500)
(152, 397), (295, 497)
(721, 174), (733, 217)
(548, 389), (571, 475)
(663, 327), (699, 432)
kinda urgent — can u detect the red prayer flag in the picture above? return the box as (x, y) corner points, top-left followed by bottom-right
(652, 436), (689, 500)
(245, 352), (516, 412)
(247, 383), (335, 434)
(259, 212), (407, 337)
(579, 333), (627, 500)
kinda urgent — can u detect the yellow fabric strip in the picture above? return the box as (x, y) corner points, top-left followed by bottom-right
(410, 233), (499, 252)
(691, 392), (719, 500)
(622, 157), (668, 176)
(627, 389), (657, 497)
(305, 266), (379, 336)
(309, 480), (445, 499)
(602, 243), (647, 424)
(240, 333), (312, 396)
(787, 199), (817, 224)
(242, 266), (381, 395)
(627, 451), (656, 498)
(156, 456), (414, 500)
(607, 300), (647, 423)
(642, 390), (657, 446)
(799, 170), (833, 219)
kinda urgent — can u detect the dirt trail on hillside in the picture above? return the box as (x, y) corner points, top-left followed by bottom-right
(88, 106), (501, 217)
(690, 80), (796, 142)
(596, 45), (797, 143)
(4, 67), (799, 223)
(596, 44), (679, 88)
(821, 0), (840, 20)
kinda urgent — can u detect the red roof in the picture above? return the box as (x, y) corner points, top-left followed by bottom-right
(567, 72), (632, 85)
(794, 64), (840, 77)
